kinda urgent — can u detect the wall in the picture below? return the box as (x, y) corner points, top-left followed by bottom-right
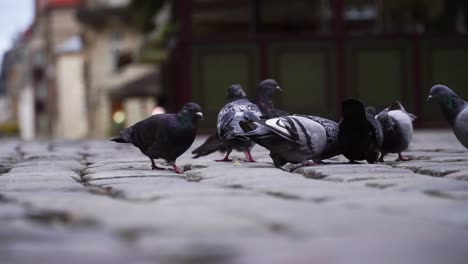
(19, 86), (35, 140)
(83, 25), (142, 136)
(55, 53), (89, 139)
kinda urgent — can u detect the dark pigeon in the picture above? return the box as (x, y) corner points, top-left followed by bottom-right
(110, 102), (203, 174)
(240, 115), (340, 170)
(252, 79), (288, 118)
(376, 101), (416, 161)
(192, 79), (285, 158)
(338, 99), (383, 164)
(215, 84), (263, 162)
(427, 84), (468, 148)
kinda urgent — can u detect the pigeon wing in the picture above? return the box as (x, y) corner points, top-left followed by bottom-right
(368, 113), (384, 147)
(217, 99), (262, 139)
(260, 116), (325, 154)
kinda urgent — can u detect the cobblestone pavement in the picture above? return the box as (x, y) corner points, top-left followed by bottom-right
(1, 130), (468, 264)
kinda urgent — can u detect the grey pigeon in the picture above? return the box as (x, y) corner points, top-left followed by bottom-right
(427, 84), (468, 148)
(110, 102), (203, 173)
(338, 99), (383, 164)
(376, 101), (416, 161)
(240, 115), (340, 170)
(192, 79), (285, 158)
(252, 79), (288, 118)
(215, 84), (263, 162)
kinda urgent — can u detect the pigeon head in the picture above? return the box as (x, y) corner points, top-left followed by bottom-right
(256, 79), (282, 100)
(342, 99), (366, 120)
(427, 85), (466, 125)
(427, 85), (457, 103)
(226, 84), (247, 101)
(179, 102), (204, 121)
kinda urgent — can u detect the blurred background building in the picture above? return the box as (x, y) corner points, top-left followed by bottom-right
(0, 0), (467, 139)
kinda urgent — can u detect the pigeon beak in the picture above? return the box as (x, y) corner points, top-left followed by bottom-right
(275, 86), (282, 92)
(195, 112), (204, 119)
(426, 95), (432, 102)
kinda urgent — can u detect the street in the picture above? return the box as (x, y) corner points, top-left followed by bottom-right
(1, 130), (468, 264)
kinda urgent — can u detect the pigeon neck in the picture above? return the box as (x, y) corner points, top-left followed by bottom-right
(228, 95), (247, 102)
(254, 94), (273, 111)
(439, 95), (466, 126)
(178, 114), (196, 128)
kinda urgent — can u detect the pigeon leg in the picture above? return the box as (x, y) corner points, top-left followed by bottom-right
(167, 161), (183, 174)
(377, 153), (386, 162)
(270, 152), (287, 168)
(150, 158), (165, 170)
(171, 165), (183, 174)
(366, 150), (380, 164)
(244, 151), (256, 162)
(283, 160), (316, 172)
(396, 153), (411, 161)
(215, 150), (232, 162)
(303, 160), (317, 166)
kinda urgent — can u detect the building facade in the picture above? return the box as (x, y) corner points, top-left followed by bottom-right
(32, 0), (85, 138)
(78, 0), (163, 137)
(1, 0), (89, 139)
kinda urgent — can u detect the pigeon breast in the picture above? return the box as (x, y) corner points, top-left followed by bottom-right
(454, 107), (468, 148)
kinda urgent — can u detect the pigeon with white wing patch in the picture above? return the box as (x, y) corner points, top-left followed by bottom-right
(215, 84), (263, 162)
(192, 79), (286, 159)
(240, 115), (340, 170)
(376, 101), (416, 161)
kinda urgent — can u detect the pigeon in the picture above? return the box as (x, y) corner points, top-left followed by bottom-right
(252, 79), (288, 118)
(376, 101), (416, 161)
(427, 84), (468, 148)
(192, 79), (285, 158)
(240, 115), (340, 170)
(215, 84), (263, 162)
(110, 102), (203, 174)
(338, 99), (383, 164)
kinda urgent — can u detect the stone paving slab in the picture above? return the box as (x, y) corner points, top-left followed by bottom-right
(394, 161), (468, 177)
(0, 130), (467, 263)
(134, 228), (468, 264)
(0, 220), (144, 264)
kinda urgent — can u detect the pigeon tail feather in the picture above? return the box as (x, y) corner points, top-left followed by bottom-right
(239, 120), (257, 133)
(191, 134), (227, 158)
(119, 126), (133, 143)
(389, 100), (404, 111)
(110, 137), (128, 143)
